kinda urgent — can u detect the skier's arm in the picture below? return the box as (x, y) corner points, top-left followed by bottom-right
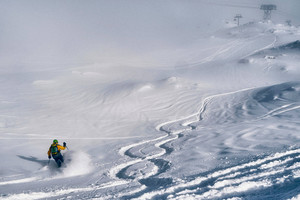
(57, 145), (66, 150)
(47, 149), (51, 156)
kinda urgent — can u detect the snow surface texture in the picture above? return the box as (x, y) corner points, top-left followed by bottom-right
(1, 1), (300, 200)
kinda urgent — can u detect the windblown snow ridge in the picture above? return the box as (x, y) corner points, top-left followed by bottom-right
(187, 82), (300, 126)
(136, 147), (300, 200)
(274, 40), (300, 51)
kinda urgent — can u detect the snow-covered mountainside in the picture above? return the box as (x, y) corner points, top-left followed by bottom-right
(1, 8), (300, 200)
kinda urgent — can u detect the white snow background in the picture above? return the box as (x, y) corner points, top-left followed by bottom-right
(0, 0), (300, 199)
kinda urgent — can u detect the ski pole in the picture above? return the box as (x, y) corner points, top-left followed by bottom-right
(48, 159), (50, 165)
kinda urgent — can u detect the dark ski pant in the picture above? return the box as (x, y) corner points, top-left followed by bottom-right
(52, 153), (64, 167)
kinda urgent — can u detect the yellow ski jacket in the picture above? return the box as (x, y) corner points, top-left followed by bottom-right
(48, 144), (66, 156)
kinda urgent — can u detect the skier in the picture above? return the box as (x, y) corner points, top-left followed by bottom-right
(48, 139), (67, 167)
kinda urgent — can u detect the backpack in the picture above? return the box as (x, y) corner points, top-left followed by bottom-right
(50, 145), (59, 155)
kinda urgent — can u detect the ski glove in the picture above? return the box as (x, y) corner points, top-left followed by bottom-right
(48, 155), (51, 159)
(63, 142), (66, 147)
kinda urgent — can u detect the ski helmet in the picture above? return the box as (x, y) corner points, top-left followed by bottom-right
(53, 139), (58, 144)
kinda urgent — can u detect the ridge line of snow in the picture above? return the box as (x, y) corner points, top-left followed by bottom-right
(241, 35), (277, 59)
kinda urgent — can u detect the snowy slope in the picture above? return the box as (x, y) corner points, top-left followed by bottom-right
(1, 8), (300, 200)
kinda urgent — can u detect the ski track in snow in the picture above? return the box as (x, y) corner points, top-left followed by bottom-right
(259, 103), (300, 119)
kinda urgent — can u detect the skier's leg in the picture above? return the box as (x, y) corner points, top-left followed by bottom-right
(57, 153), (64, 163)
(60, 154), (64, 163)
(53, 154), (61, 167)
(57, 159), (62, 167)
